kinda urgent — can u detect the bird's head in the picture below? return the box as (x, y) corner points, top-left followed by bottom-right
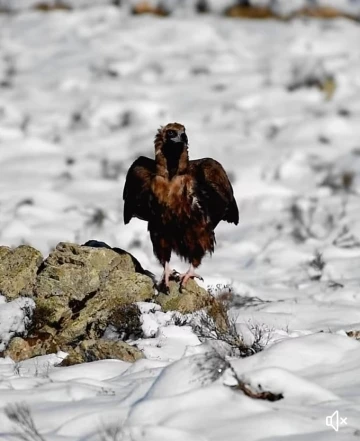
(155, 123), (189, 176)
(163, 123), (188, 145)
(155, 122), (188, 149)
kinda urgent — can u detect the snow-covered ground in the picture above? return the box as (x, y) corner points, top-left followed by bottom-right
(3, 0), (360, 16)
(1, 5), (360, 440)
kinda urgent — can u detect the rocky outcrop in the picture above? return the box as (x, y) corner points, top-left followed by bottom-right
(34, 242), (154, 345)
(4, 335), (143, 365)
(156, 279), (215, 314)
(61, 339), (143, 366)
(0, 245), (43, 300)
(0, 240), (218, 365)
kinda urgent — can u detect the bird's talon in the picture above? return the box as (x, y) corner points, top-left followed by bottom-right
(170, 270), (180, 280)
(157, 280), (170, 294)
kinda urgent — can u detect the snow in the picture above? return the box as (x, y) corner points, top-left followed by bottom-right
(0, 296), (35, 351)
(1, 4), (360, 441)
(4, 0), (360, 16)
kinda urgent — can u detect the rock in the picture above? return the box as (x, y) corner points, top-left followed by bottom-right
(0, 245), (43, 300)
(4, 335), (143, 366)
(60, 339), (143, 366)
(132, 1), (168, 16)
(156, 279), (213, 314)
(36, 242), (135, 301)
(0, 240), (226, 366)
(156, 279), (229, 330)
(34, 242), (154, 345)
(3, 337), (33, 362)
(3, 333), (57, 362)
(83, 240), (155, 281)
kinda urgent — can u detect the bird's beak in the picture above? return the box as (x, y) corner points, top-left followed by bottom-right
(172, 132), (188, 145)
(181, 132), (188, 144)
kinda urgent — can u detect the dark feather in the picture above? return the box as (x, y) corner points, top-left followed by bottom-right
(123, 123), (239, 271)
(123, 156), (155, 224)
(190, 158), (239, 228)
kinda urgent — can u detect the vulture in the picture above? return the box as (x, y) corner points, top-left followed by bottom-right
(123, 122), (239, 290)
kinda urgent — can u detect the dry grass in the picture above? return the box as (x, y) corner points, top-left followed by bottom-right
(98, 423), (124, 441)
(32, 2), (71, 11)
(4, 1), (358, 20)
(132, 1), (168, 16)
(225, 5), (276, 19)
(5, 403), (45, 441)
(320, 76), (337, 100)
(321, 170), (354, 193)
(224, 4), (359, 21)
(296, 6), (356, 20)
(231, 376), (283, 401)
(190, 309), (268, 357)
(109, 303), (143, 341)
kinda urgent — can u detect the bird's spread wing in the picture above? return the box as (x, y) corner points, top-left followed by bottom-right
(190, 158), (239, 228)
(123, 156), (155, 224)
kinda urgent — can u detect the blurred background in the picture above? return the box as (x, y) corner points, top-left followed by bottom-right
(1, 0), (360, 284)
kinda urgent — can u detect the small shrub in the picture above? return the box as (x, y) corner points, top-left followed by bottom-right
(308, 250), (325, 281)
(296, 6), (355, 20)
(190, 308), (268, 357)
(101, 158), (125, 181)
(230, 375), (283, 401)
(32, 1), (71, 11)
(289, 198), (334, 242)
(85, 208), (107, 228)
(196, 0), (209, 13)
(309, 251), (325, 272)
(132, 1), (168, 16)
(287, 58), (336, 100)
(109, 304), (143, 341)
(5, 403), (45, 441)
(99, 423), (123, 441)
(28, 303), (53, 333)
(320, 170), (354, 193)
(225, 4), (276, 19)
(171, 313), (190, 327)
(333, 225), (360, 249)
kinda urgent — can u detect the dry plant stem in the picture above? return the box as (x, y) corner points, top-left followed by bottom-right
(5, 403), (45, 441)
(227, 363), (283, 402)
(190, 309), (268, 357)
(232, 380), (283, 402)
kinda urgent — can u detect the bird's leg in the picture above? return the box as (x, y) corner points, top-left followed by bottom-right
(164, 261), (172, 287)
(159, 261), (172, 291)
(178, 264), (204, 290)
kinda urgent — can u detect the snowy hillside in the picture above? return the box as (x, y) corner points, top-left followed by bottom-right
(3, 0), (360, 17)
(1, 4), (360, 441)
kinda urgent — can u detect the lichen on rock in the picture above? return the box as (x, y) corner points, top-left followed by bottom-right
(61, 339), (143, 366)
(0, 245), (42, 300)
(156, 279), (211, 313)
(33, 242), (155, 345)
(0, 240), (223, 365)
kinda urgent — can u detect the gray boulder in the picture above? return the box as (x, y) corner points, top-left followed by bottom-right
(34, 242), (155, 345)
(0, 245), (42, 300)
(0, 241), (223, 365)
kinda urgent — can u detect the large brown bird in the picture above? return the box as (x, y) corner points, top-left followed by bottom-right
(123, 123), (239, 290)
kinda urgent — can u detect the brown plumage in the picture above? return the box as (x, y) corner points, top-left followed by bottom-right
(123, 122), (239, 289)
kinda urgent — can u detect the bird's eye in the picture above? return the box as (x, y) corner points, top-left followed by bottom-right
(167, 130), (176, 138)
